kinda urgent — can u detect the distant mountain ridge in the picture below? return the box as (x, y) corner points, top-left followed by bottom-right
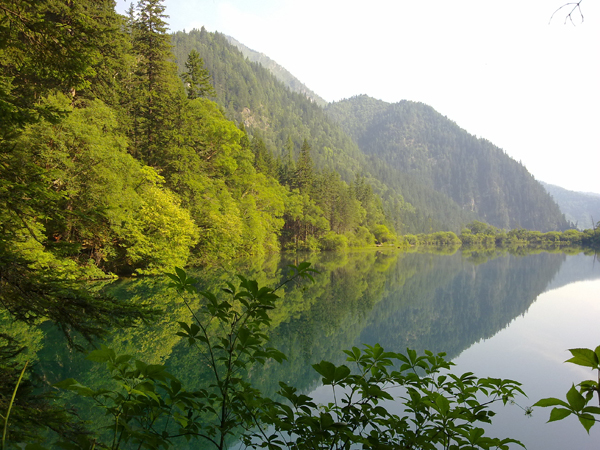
(326, 95), (569, 231)
(171, 30), (568, 233)
(224, 34), (327, 107)
(540, 181), (600, 230)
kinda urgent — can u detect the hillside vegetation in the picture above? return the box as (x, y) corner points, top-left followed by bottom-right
(172, 30), (569, 234)
(326, 95), (569, 231)
(541, 181), (600, 230)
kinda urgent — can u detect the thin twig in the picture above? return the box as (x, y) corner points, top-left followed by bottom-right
(549, 1), (584, 25)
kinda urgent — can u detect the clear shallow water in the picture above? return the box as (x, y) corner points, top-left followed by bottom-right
(451, 276), (600, 449)
(305, 252), (600, 449)
(32, 249), (600, 448)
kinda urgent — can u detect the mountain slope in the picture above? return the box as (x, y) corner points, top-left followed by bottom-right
(171, 30), (566, 233)
(327, 96), (569, 232)
(171, 29), (479, 233)
(224, 34), (327, 107)
(541, 181), (600, 230)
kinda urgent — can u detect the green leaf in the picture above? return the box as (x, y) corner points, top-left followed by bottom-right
(548, 407), (572, 422)
(435, 394), (450, 415)
(566, 348), (599, 369)
(24, 445), (50, 450)
(533, 397), (569, 408)
(313, 361), (336, 381)
(87, 346), (114, 363)
(583, 406), (600, 415)
(566, 384), (586, 411)
(53, 379), (78, 389)
(594, 345), (600, 364)
(115, 354), (132, 365)
(174, 267), (186, 282)
(334, 365), (351, 382)
(165, 273), (180, 283)
(578, 413), (596, 433)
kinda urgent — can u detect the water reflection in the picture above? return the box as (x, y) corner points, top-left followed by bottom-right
(26, 248), (600, 448)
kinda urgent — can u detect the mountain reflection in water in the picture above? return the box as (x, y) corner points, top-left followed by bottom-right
(32, 249), (600, 449)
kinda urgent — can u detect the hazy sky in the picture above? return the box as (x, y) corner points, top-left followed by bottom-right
(117, 0), (600, 194)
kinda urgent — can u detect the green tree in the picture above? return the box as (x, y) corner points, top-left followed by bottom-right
(180, 49), (216, 99)
(127, 0), (183, 165)
(251, 136), (279, 178)
(279, 136), (297, 186)
(295, 139), (314, 194)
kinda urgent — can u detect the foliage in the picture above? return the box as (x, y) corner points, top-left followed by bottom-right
(0, 0), (119, 139)
(534, 345), (600, 433)
(55, 346), (205, 450)
(119, 168), (199, 274)
(326, 95), (570, 233)
(49, 266), (532, 450)
(540, 181), (600, 231)
(181, 49), (216, 99)
(170, 29), (415, 235)
(165, 264), (317, 448)
(1, 2), (598, 446)
(0, 246), (156, 445)
(254, 345), (525, 450)
(52, 264), (317, 449)
(319, 232), (348, 251)
(458, 221), (598, 250)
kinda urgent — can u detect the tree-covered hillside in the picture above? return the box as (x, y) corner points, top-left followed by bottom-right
(541, 181), (600, 230)
(326, 95), (570, 231)
(0, 1), (405, 287)
(224, 35), (327, 107)
(171, 29), (478, 233)
(172, 31), (568, 233)
(171, 29), (368, 182)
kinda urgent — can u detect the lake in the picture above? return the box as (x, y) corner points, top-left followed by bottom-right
(34, 247), (600, 449)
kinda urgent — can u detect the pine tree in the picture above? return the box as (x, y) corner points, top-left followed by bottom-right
(181, 49), (216, 99)
(128, 0), (183, 165)
(295, 138), (314, 194)
(279, 136), (296, 186)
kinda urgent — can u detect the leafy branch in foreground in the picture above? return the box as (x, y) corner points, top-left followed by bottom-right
(534, 345), (600, 433)
(254, 345), (525, 450)
(166, 263), (318, 449)
(53, 264), (317, 450)
(53, 265), (528, 450)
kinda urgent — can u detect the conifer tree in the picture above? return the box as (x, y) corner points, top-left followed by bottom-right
(279, 136), (296, 186)
(181, 49), (216, 99)
(128, 0), (183, 165)
(295, 138), (314, 194)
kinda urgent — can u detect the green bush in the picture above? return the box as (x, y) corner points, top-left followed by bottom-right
(320, 232), (348, 251)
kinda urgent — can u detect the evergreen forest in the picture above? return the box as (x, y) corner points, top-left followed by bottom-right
(541, 181), (600, 230)
(1, 1), (580, 281)
(2, 0), (600, 448)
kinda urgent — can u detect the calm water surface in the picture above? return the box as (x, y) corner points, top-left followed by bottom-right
(305, 250), (600, 450)
(35, 248), (600, 449)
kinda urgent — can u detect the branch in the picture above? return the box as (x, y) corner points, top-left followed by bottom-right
(550, 1), (584, 25)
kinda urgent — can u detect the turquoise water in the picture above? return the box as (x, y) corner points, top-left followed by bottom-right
(34, 249), (600, 448)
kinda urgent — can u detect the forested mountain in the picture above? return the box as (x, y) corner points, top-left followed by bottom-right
(326, 95), (570, 231)
(223, 35), (327, 107)
(541, 181), (600, 230)
(171, 30), (568, 233)
(0, 0), (594, 443)
(171, 29), (479, 233)
(0, 1), (406, 287)
(171, 29), (369, 182)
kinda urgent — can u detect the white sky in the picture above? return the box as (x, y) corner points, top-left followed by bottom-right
(116, 0), (600, 194)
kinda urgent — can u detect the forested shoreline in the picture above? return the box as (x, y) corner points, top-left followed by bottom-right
(1, 0), (600, 447)
(3, 0), (596, 280)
